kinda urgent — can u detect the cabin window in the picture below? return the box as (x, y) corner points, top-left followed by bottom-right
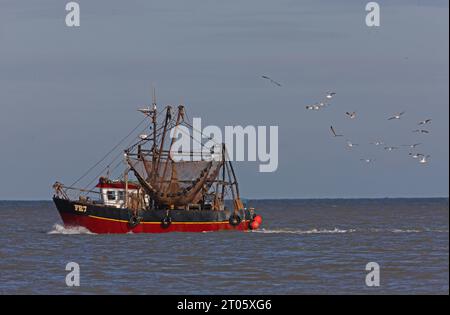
(118, 191), (125, 201)
(106, 190), (116, 200)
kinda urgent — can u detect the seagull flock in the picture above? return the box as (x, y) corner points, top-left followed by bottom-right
(261, 75), (434, 166)
(309, 91), (433, 165)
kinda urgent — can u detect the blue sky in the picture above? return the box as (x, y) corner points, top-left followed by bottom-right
(0, 0), (448, 199)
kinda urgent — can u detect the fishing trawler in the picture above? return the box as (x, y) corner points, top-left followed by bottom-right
(52, 92), (262, 233)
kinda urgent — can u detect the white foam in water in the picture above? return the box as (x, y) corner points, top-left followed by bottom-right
(256, 227), (447, 235)
(390, 229), (422, 233)
(369, 228), (425, 233)
(46, 225), (446, 236)
(254, 228), (356, 235)
(47, 223), (96, 235)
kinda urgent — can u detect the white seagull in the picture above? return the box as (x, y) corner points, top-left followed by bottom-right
(384, 146), (399, 151)
(346, 141), (359, 148)
(345, 111), (357, 119)
(402, 143), (422, 148)
(370, 140), (384, 146)
(409, 153), (424, 159)
(419, 155), (431, 164)
(330, 125), (343, 137)
(388, 111), (405, 120)
(413, 129), (429, 134)
(418, 119), (432, 125)
(325, 92), (336, 100)
(306, 103), (321, 110)
(360, 158), (375, 163)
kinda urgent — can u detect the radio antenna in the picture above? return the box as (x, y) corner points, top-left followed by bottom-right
(152, 86), (157, 110)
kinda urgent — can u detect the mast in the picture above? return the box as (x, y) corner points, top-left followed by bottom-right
(221, 143), (226, 202)
(161, 105), (184, 194)
(124, 169), (129, 208)
(127, 102), (242, 212)
(223, 145), (244, 213)
(154, 106), (172, 184)
(150, 87), (158, 182)
(151, 89), (157, 156)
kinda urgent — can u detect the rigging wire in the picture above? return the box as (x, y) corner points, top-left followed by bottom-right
(70, 105), (170, 190)
(181, 120), (223, 147)
(82, 110), (179, 193)
(74, 105), (232, 200)
(69, 116), (149, 188)
(81, 123), (151, 192)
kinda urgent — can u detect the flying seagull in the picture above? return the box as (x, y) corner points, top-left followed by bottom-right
(419, 155), (431, 164)
(409, 153), (424, 159)
(346, 112), (357, 119)
(418, 119), (432, 125)
(261, 75), (282, 87)
(370, 140), (384, 146)
(388, 111), (405, 120)
(306, 103), (321, 111)
(402, 143), (421, 148)
(346, 141), (359, 148)
(384, 146), (399, 151)
(325, 92), (336, 100)
(413, 129), (430, 134)
(330, 126), (343, 137)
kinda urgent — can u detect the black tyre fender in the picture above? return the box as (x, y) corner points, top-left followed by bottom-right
(161, 215), (172, 229)
(229, 214), (241, 226)
(128, 215), (141, 228)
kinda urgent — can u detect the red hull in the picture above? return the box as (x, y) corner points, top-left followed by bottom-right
(60, 212), (251, 234)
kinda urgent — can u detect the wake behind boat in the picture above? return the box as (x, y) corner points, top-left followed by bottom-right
(52, 92), (262, 233)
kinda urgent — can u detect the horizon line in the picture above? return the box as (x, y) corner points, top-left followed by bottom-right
(0, 196), (448, 202)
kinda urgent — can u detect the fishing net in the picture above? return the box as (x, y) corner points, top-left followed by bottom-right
(128, 156), (222, 206)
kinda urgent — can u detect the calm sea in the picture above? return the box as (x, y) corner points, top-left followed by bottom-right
(0, 198), (448, 294)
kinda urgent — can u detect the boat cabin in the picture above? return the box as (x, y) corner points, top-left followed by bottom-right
(96, 177), (139, 208)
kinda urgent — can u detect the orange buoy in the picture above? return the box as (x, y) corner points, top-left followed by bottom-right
(253, 215), (263, 224)
(250, 220), (260, 230)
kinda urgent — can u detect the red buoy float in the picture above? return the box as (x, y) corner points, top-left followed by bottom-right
(250, 220), (260, 230)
